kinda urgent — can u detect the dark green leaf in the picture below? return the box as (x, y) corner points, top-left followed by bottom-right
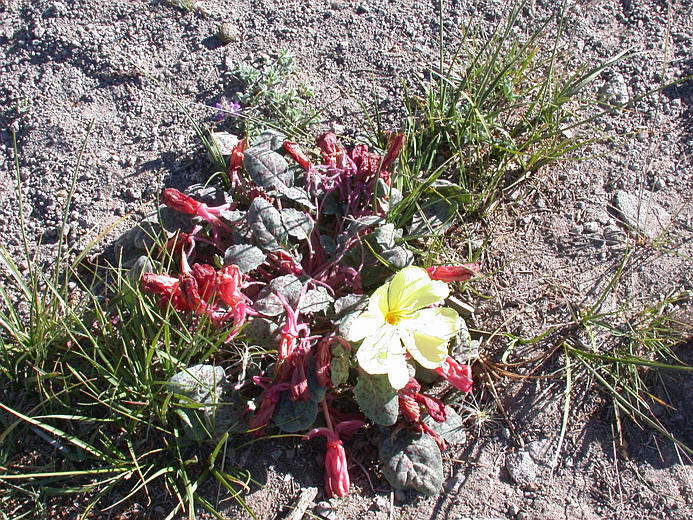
(275, 185), (316, 210)
(422, 407), (466, 445)
(353, 373), (399, 426)
(281, 208), (313, 241)
(273, 392), (318, 433)
(408, 197), (458, 237)
(224, 244), (266, 273)
(300, 286), (333, 315)
(252, 129), (287, 152)
(244, 148), (292, 190)
(248, 198), (288, 250)
(379, 430), (443, 496)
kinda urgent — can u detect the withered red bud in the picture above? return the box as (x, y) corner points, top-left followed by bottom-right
(381, 133), (404, 171)
(178, 272), (202, 312)
(425, 263), (481, 282)
(283, 141), (313, 170)
(217, 265), (244, 307)
(229, 138), (247, 173)
(190, 263), (217, 301)
(434, 356), (473, 393)
(399, 394), (421, 424)
(315, 338), (333, 388)
(140, 273), (179, 296)
(290, 357), (310, 402)
(161, 188), (201, 215)
(317, 132), (338, 157)
(414, 393), (447, 423)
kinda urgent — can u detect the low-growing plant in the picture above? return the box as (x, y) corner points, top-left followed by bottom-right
(232, 49), (318, 137)
(134, 128), (483, 498)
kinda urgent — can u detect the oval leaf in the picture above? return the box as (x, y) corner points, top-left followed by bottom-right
(248, 198), (288, 250)
(273, 391), (318, 433)
(422, 407), (467, 445)
(353, 373), (399, 426)
(379, 430), (443, 496)
(281, 208), (313, 241)
(224, 244), (267, 273)
(244, 148), (292, 190)
(252, 129), (287, 152)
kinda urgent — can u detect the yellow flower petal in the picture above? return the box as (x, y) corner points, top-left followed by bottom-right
(400, 307), (459, 369)
(368, 283), (390, 317)
(386, 266), (449, 314)
(386, 351), (410, 389)
(343, 312), (383, 342)
(356, 325), (401, 375)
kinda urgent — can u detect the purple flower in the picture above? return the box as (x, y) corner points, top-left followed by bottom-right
(214, 97), (241, 120)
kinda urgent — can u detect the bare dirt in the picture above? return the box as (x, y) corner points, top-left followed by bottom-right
(0, 0), (692, 519)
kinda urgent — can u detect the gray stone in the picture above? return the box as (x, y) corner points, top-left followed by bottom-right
(218, 23), (240, 43)
(526, 438), (550, 463)
(603, 225), (627, 247)
(612, 190), (672, 239)
(505, 450), (539, 486)
(314, 501), (336, 520)
(583, 221), (599, 234)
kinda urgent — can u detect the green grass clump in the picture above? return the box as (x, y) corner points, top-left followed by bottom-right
(565, 252), (693, 458)
(0, 131), (255, 519)
(398, 0), (629, 218)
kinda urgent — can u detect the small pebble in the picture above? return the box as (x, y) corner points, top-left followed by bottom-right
(218, 22), (240, 43)
(583, 221), (599, 234)
(315, 501), (336, 520)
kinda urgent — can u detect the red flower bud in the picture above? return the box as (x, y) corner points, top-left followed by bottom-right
(190, 263), (217, 301)
(413, 393), (447, 423)
(350, 143), (381, 176)
(399, 393), (421, 423)
(178, 272), (203, 312)
(248, 383), (289, 437)
(425, 263), (481, 282)
(381, 133), (404, 171)
(161, 188), (201, 215)
(283, 141), (313, 170)
(290, 356), (310, 402)
(317, 132), (339, 158)
(140, 273), (179, 296)
(324, 439), (350, 498)
(315, 338), (333, 388)
(434, 356), (473, 393)
(229, 138), (247, 174)
(217, 265), (244, 307)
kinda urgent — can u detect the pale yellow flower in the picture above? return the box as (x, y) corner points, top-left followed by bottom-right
(344, 266), (460, 389)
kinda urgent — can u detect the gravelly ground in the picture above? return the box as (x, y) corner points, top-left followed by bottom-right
(0, 0), (692, 519)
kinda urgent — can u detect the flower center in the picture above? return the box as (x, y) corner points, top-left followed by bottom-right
(385, 311), (401, 325)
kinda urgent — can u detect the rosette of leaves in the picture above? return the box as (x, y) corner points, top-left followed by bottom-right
(379, 430), (444, 496)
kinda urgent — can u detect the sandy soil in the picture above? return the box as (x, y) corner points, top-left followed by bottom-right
(0, 0), (691, 518)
